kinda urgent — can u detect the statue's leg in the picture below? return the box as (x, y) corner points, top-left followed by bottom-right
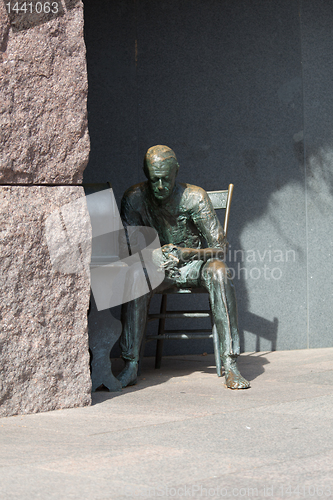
(200, 259), (250, 389)
(117, 292), (151, 388)
(116, 259), (156, 388)
(117, 263), (171, 388)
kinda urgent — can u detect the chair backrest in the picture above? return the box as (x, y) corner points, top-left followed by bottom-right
(207, 184), (234, 238)
(83, 182), (122, 265)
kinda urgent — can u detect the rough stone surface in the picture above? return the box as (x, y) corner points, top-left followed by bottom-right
(0, 186), (92, 417)
(0, 1), (89, 184)
(0, 2), (10, 56)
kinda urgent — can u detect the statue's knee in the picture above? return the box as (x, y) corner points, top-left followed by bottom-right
(202, 259), (229, 284)
(123, 262), (151, 299)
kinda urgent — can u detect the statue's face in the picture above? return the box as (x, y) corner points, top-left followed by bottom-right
(146, 157), (177, 201)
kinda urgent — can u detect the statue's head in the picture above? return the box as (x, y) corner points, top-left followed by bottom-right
(143, 145), (179, 201)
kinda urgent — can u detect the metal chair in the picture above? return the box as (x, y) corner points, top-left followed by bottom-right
(142, 184), (234, 377)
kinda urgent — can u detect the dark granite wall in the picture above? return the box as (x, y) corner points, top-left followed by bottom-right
(83, 0), (333, 356)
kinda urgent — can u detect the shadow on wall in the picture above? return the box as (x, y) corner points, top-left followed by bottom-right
(241, 313), (278, 352)
(306, 144), (333, 210)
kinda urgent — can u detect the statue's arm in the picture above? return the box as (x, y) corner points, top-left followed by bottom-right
(120, 190), (143, 227)
(155, 189), (227, 268)
(191, 189), (227, 250)
(119, 190), (144, 256)
(155, 245), (225, 269)
(172, 188), (227, 262)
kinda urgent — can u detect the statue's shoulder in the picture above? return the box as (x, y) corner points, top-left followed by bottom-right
(121, 182), (148, 206)
(179, 183), (210, 206)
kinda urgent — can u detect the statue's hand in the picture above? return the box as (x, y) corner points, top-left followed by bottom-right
(151, 247), (164, 270)
(151, 245), (180, 271)
(160, 244), (180, 269)
(161, 244), (179, 257)
(163, 245), (201, 264)
(152, 244), (199, 272)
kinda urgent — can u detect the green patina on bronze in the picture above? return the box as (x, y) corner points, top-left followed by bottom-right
(117, 145), (250, 390)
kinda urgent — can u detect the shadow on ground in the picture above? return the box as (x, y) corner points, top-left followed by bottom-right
(91, 352), (270, 406)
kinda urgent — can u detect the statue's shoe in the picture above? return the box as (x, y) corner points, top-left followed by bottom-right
(116, 360), (138, 388)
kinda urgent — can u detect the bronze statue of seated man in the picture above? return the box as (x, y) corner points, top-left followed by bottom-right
(117, 145), (250, 390)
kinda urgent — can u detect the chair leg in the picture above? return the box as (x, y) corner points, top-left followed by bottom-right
(209, 301), (222, 377)
(212, 322), (222, 377)
(209, 300), (222, 377)
(155, 294), (167, 369)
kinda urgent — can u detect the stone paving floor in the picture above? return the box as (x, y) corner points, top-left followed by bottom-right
(1, 348), (333, 500)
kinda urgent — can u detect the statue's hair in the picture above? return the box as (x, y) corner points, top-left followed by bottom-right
(143, 145), (179, 177)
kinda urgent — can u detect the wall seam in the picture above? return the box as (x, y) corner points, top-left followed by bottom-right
(299, 0), (310, 349)
(0, 184), (87, 187)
